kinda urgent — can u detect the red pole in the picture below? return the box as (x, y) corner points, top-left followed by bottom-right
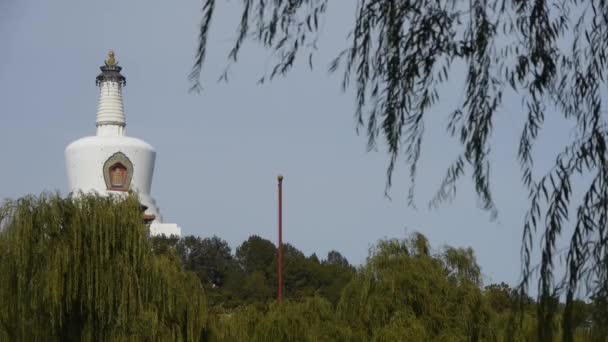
(278, 175), (283, 304)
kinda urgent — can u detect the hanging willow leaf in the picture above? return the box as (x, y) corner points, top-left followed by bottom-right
(191, 0), (608, 338)
(0, 193), (207, 341)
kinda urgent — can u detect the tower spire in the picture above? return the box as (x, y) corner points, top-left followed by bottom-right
(96, 50), (127, 136)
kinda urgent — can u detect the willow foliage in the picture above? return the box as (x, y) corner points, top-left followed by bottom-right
(206, 297), (361, 342)
(198, 233), (601, 340)
(191, 0), (608, 339)
(337, 234), (492, 341)
(0, 193), (206, 341)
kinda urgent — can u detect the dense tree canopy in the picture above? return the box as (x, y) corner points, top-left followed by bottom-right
(154, 231), (606, 340)
(0, 194), (206, 341)
(190, 0), (608, 338)
(179, 236), (234, 288)
(200, 233), (604, 341)
(1, 193), (606, 340)
(169, 234), (355, 308)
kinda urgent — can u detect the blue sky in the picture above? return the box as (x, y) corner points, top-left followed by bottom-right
(0, 0), (574, 288)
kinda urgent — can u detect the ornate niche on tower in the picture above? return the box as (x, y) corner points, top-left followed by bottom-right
(103, 152), (134, 191)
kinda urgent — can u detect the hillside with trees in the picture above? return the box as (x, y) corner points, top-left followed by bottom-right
(1, 194), (606, 341)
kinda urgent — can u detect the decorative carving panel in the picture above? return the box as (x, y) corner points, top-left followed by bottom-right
(103, 152), (133, 191)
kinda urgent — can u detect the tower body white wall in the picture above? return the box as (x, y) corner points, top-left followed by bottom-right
(65, 136), (158, 214)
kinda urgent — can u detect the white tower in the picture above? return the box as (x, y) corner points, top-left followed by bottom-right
(65, 51), (181, 237)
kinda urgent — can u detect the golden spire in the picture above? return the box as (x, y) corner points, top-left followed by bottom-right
(105, 50), (118, 67)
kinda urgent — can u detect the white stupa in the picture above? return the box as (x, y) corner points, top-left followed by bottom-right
(65, 51), (181, 237)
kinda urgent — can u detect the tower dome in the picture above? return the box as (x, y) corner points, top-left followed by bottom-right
(65, 51), (181, 237)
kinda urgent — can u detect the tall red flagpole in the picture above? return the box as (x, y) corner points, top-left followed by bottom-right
(277, 175), (284, 304)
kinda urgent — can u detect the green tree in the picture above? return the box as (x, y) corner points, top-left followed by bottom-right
(589, 292), (608, 339)
(178, 236), (235, 288)
(232, 235), (277, 304)
(190, 1), (608, 338)
(272, 243), (356, 303)
(205, 305), (261, 341)
(177, 234), (355, 308)
(316, 250), (355, 306)
(337, 233), (491, 341)
(324, 250), (350, 267)
(252, 298), (361, 342)
(442, 246), (482, 286)
(234, 237), (354, 305)
(568, 300), (590, 335)
(279, 243), (317, 299)
(206, 298), (362, 342)
(241, 271), (274, 305)
(176, 235), (240, 306)
(0, 193), (206, 341)
(484, 282), (515, 314)
(235, 235), (277, 277)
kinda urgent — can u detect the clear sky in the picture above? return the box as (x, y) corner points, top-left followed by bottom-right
(0, 0), (573, 288)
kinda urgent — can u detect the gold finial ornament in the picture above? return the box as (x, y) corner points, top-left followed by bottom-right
(278, 175), (284, 181)
(105, 50), (118, 67)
